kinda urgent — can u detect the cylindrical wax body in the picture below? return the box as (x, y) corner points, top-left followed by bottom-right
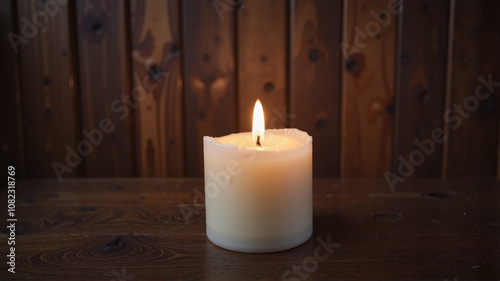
(203, 128), (313, 253)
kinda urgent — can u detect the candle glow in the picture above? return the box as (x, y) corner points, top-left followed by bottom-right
(252, 99), (265, 145)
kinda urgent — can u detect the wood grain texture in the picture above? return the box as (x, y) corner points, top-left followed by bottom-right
(8, 0), (500, 180)
(341, 0), (397, 177)
(446, 0), (500, 177)
(75, 0), (134, 177)
(441, 0), (455, 178)
(182, 0), (236, 177)
(0, 233), (497, 280)
(393, 0), (450, 177)
(0, 178), (498, 280)
(0, 0), (24, 177)
(237, 0), (287, 131)
(16, 0), (80, 178)
(9, 196), (499, 236)
(130, 0), (184, 177)
(290, 0), (342, 177)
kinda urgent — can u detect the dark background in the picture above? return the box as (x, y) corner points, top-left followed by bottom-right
(1, 0), (499, 180)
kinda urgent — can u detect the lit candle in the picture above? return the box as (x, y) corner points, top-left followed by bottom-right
(203, 99), (313, 253)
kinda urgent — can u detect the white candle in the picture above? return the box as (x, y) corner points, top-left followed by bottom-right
(203, 100), (313, 253)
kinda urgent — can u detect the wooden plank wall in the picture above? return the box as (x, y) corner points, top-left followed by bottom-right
(17, 0), (81, 179)
(238, 0), (287, 133)
(291, 0), (342, 177)
(394, 0), (450, 177)
(0, 0), (24, 178)
(75, 0), (134, 177)
(341, 0), (396, 177)
(182, 0), (236, 177)
(1, 0), (499, 180)
(446, 0), (500, 177)
(130, 0), (184, 177)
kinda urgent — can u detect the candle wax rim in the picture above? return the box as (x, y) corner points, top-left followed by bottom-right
(204, 128), (312, 152)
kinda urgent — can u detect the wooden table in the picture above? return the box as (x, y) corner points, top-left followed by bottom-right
(1, 178), (499, 280)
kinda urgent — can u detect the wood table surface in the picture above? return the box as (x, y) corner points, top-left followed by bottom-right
(0, 178), (499, 280)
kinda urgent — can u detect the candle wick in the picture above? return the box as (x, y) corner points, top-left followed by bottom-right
(256, 135), (261, 147)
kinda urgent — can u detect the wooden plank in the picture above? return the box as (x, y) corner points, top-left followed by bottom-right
(10, 178), (204, 207)
(7, 177), (500, 207)
(446, 0), (500, 177)
(0, 0), (24, 178)
(290, 0), (342, 177)
(75, 0), (134, 177)
(8, 202), (498, 236)
(237, 0), (287, 131)
(393, 0), (450, 178)
(182, 0), (236, 177)
(341, 0), (397, 177)
(12, 206), (205, 235)
(441, 0), (456, 177)
(0, 233), (497, 280)
(16, 0), (80, 179)
(130, 0), (184, 177)
(1, 178), (499, 280)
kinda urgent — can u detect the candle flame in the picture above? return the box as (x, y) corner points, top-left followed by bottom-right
(252, 99), (265, 145)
